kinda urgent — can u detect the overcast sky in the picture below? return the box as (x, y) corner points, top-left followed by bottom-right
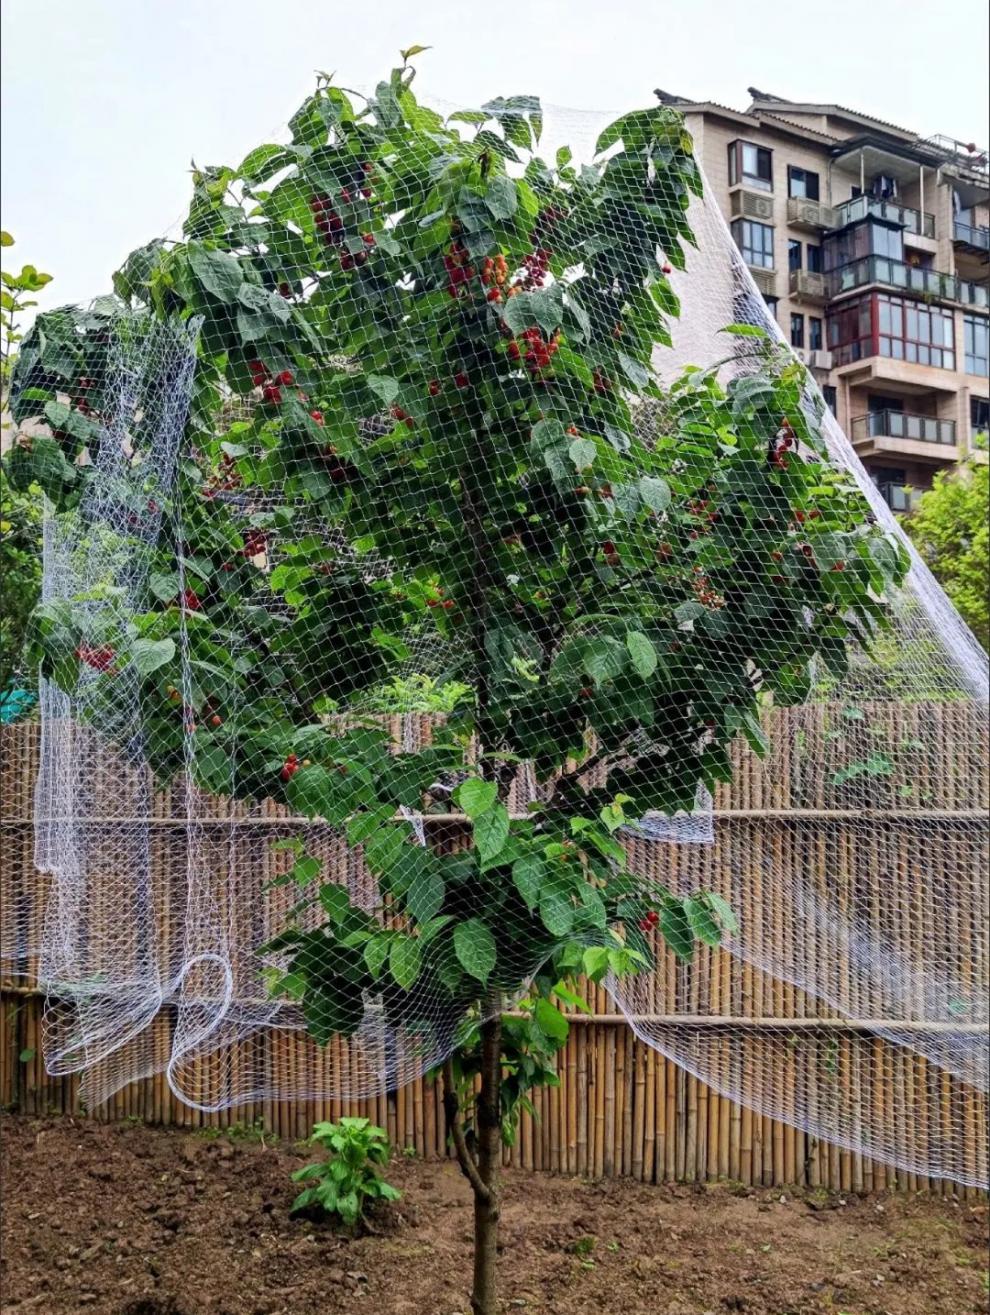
(2, 0), (988, 320)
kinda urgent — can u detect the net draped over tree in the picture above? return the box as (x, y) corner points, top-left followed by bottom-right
(3, 66), (987, 1192)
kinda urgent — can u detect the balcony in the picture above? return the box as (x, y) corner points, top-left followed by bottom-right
(828, 256), (990, 308)
(789, 269), (828, 303)
(832, 196), (935, 239)
(851, 410), (958, 463)
(786, 197), (837, 231)
(953, 219), (990, 253)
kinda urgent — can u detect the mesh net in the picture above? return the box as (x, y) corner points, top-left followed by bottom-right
(3, 75), (987, 1188)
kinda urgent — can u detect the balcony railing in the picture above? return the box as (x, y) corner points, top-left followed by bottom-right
(789, 269), (828, 302)
(832, 196), (935, 238)
(953, 219), (990, 251)
(828, 256), (990, 308)
(852, 410), (956, 446)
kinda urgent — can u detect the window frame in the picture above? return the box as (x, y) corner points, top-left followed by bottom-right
(964, 314), (990, 376)
(788, 239), (803, 273)
(790, 312), (805, 349)
(827, 293), (955, 369)
(787, 165), (820, 201)
(809, 316), (824, 351)
(730, 217), (775, 269)
(728, 139), (773, 191)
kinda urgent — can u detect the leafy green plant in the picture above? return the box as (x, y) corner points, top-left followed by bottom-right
(12, 54), (910, 1315)
(906, 459), (988, 652)
(290, 1117), (400, 1227)
(0, 232), (51, 702)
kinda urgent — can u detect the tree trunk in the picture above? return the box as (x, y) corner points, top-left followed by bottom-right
(471, 1010), (502, 1315)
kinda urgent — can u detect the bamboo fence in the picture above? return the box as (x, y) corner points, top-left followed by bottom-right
(1, 707), (987, 1196)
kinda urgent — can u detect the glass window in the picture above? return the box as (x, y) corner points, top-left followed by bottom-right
(971, 395), (989, 433)
(788, 239), (802, 272)
(826, 293), (955, 369)
(809, 317), (823, 351)
(790, 313), (805, 349)
(730, 218), (775, 268)
(806, 244), (823, 274)
(870, 222), (904, 261)
(729, 140), (773, 191)
(788, 166), (820, 201)
(822, 385), (837, 415)
(964, 315), (990, 376)
(764, 295), (780, 321)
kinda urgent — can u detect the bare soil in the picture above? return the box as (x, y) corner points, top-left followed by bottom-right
(1, 1114), (986, 1315)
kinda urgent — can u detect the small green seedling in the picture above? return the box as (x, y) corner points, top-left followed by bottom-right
(290, 1117), (400, 1227)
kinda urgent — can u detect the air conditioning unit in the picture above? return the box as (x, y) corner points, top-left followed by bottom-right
(809, 349), (834, 370)
(730, 189), (775, 222)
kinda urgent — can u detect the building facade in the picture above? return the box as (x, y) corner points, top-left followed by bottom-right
(656, 87), (990, 509)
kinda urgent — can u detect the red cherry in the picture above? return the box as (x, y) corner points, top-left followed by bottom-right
(340, 187), (352, 203)
(209, 714), (223, 728)
(275, 370), (294, 386)
(261, 384), (282, 404)
(354, 249), (368, 267)
(309, 410), (324, 425)
(661, 263), (673, 274)
(182, 589), (202, 612)
(507, 342), (521, 360)
(428, 379), (440, 396)
(453, 372), (470, 389)
(362, 232), (376, 246)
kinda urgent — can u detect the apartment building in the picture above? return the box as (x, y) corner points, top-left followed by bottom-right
(656, 87), (990, 509)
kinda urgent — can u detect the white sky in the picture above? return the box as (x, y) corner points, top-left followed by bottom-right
(2, 0), (988, 321)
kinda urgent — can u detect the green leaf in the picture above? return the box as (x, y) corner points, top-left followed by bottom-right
(456, 777), (498, 819)
(533, 996), (570, 1044)
(511, 854), (544, 911)
(390, 936), (422, 990)
(367, 374), (400, 406)
(188, 246), (244, 303)
(638, 476), (671, 514)
(400, 43), (431, 58)
(660, 899), (695, 961)
(617, 351), (650, 388)
(582, 946), (610, 981)
(318, 883), (351, 924)
(568, 438), (597, 470)
(405, 864), (445, 925)
(473, 802), (509, 866)
(684, 894), (722, 948)
(702, 890), (738, 935)
(720, 323), (769, 338)
(363, 935), (390, 981)
(625, 631), (658, 679)
(539, 887), (574, 937)
(453, 918), (497, 983)
(290, 855), (321, 887)
(484, 175), (518, 220)
(131, 637), (175, 677)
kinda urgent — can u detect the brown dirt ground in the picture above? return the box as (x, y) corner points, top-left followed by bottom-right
(0, 1115), (987, 1315)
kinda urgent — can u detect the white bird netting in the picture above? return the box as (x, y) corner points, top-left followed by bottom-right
(3, 74), (987, 1187)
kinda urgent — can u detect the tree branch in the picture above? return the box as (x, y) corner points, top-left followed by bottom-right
(442, 1057), (491, 1204)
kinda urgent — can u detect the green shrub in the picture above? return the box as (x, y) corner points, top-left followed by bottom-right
(290, 1117), (400, 1227)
